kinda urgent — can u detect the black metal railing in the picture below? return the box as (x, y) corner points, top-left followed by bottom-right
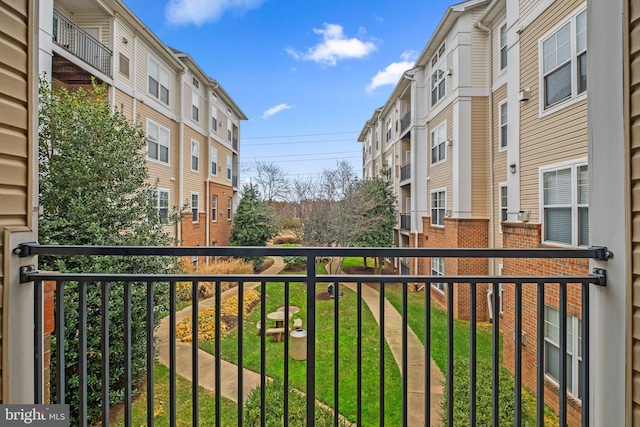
(53, 10), (112, 77)
(400, 213), (411, 230)
(400, 109), (411, 134)
(232, 175), (238, 188)
(400, 162), (411, 182)
(232, 137), (238, 151)
(18, 244), (610, 427)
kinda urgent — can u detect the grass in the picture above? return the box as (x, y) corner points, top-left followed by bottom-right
(108, 361), (238, 426)
(340, 256), (375, 270)
(201, 280), (403, 426)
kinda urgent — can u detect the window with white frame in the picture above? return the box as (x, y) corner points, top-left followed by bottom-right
(500, 184), (508, 222)
(191, 140), (199, 172)
(542, 161), (588, 246)
(212, 195), (218, 221)
(191, 193), (199, 222)
(499, 101), (508, 149)
(430, 122), (447, 164)
(431, 257), (446, 292)
(227, 197), (232, 219)
(385, 156), (392, 181)
(544, 305), (583, 399)
(386, 117), (392, 143)
(192, 92), (199, 122)
(211, 116), (217, 131)
(227, 119), (232, 141)
(541, 8), (587, 110)
(151, 189), (169, 222)
(431, 189), (446, 226)
(148, 57), (169, 105)
(192, 76), (199, 88)
(500, 24), (507, 70)
(147, 121), (169, 164)
(210, 147), (218, 176)
(226, 155), (232, 180)
(431, 42), (446, 106)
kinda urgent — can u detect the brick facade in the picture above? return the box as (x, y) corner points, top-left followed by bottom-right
(421, 216), (491, 321)
(502, 222), (587, 427)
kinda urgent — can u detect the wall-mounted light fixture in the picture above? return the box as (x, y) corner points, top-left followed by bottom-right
(509, 163), (517, 174)
(518, 89), (530, 102)
(122, 37), (129, 44)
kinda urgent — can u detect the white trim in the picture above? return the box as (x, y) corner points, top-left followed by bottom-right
(430, 187), (447, 227)
(211, 194), (218, 222)
(152, 188), (170, 222)
(147, 54), (170, 106)
(498, 182), (507, 232)
(498, 99), (508, 151)
(430, 257), (446, 293)
(430, 120), (447, 166)
(543, 305), (582, 400)
(191, 191), (200, 223)
(146, 119), (170, 166)
(190, 139), (199, 172)
(210, 146), (218, 176)
(226, 155), (232, 181)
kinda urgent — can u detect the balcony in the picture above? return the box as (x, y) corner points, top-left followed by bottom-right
(53, 9), (112, 77)
(18, 244), (608, 426)
(400, 108), (411, 135)
(400, 213), (411, 230)
(232, 137), (238, 151)
(400, 162), (411, 183)
(232, 174), (238, 188)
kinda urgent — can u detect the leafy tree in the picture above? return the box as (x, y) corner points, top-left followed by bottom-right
(230, 183), (279, 268)
(38, 79), (180, 423)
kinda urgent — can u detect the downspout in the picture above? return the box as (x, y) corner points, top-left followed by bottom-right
(475, 9), (495, 276)
(178, 69), (186, 245)
(403, 71), (420, 276)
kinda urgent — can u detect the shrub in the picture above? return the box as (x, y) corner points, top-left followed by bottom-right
(177, 259), (254, 301)
(243, 378), (350, 427)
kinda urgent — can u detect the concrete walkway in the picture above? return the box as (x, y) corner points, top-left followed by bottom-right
(156, 255), (443, 426)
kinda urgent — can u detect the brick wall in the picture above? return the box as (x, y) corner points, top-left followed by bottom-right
(421, 216), (490, 321)
(502, 222), (587, 427)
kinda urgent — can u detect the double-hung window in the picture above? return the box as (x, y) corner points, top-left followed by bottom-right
(431, 189), (446, 226)
(499, 101), (508, 149)
(227, 197), (232, 219)
(191, 140), (199, 172)
(541, 161), (588, 247)
(500, 24), (507, 70)
(226, 155), (232, 180)
(147, 121), (169, 164)
(211, 195), (218, 221)
(148, 57), (169, 105)
(541, 8), (587, 110)
(210, 147), (218, 176)
(431, 42), (446, 106)
(431, 257), (446, 292)
(386, 118), (392, 143)
(544, 305), (583, 400)
(192, 92), (199, 122)
(500, 184), (508, 222)
(191, 193), (199, 222)
(151, 189), (169, 222)
(430, 122), (447, 164)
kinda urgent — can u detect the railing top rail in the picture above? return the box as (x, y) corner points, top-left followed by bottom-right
(16, 243), (612, 260)
(53, 9), (113, 55)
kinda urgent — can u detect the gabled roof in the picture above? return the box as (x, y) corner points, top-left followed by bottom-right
(358, 107), (383, 142)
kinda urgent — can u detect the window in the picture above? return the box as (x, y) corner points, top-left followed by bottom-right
(431, 189), (446, 226)
(151, 189), (169, 222)
(191, 193), (199, 222)
(500, 24), (507, 70)
(212, 195), (218, 221)
(541, 9), (587, 109)
(499, 101), (508, 149)
(210, 147), (218, 176)
(500, 184), (508, 222)
(119, 54), (129, 78)
(147, 121), (169, 164)
(544, 305), (583, 400)
(212, 115), (217, 132)
(431, 257), (446, 292)
(192, 92), (199, 122)
(148, 57), (169, 105)
(192, 76), (199, 88)
(541, 161), (588, 246)
(191, 140), (199, 171)
(227, 197), (232, 220)
(430, 122), (447, 164)
(431, 42), (447, 106)
(226, 155), (232, 180)
(227, 119), (232, 141)
(386, 118), (392, 143)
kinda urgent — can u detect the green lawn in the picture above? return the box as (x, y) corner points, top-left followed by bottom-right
(201, 280), (403, 426)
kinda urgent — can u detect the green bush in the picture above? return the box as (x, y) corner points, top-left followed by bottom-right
(244, 378), (350, 427)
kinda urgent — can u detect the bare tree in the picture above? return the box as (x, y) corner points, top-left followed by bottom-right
(253, 160), (290, 202)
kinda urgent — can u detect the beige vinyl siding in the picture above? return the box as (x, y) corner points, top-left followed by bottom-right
(629, 0), (640, 421)
(492, 84), (508, 247)
(520, 0), (541, 23)
(115, 20), (134, 84)
(518, 0), (588, 224)
(183, 83), (192, 125)
(428, 104), (454, 211)
(446, 50), (453, 97)
(136, 41), (179, 116)
(183, 126), (206, 190)
(67, 13), (111, 48)
(471, 97), (488, 217)
(492, 17), (507, 82)
(471, 9), (488, 89)
(0, 0), (31, 403)
(114, 89), (134, 121)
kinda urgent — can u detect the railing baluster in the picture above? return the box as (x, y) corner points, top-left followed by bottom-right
(79, 281), (88, 427)
(334, 281), (339, 427)
(237, 281), (244, 426)
(169, 281), (177, 427)
(536, 282), (545, 427)
(379, 281), (385, 427)
(559, 283), (567, 427)
(402, 279), (408, 427)
(56, 281), (66, 405)
(124, 282), (132, 427)
(101, 281), (110, 426)
(146, 281), (155, 427)
(215, 280), (222, 427)
(306, 256), (317, 426)
(470, 282), (477, 427)
(34, 279), (43, 404)
(492, 281), (500, 427)
(447, 281), (454, 427)
(260, 280), (267, 426)
(192, 281), (199, 427)
(582, 281), (589, 427)
(515, 282), (523, 426)
(356, 281), (363, 427)
(425, 280), (431, 424)
(284, 280), (290, 427)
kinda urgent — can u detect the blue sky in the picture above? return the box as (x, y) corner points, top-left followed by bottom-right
(122, 0), (452, 181)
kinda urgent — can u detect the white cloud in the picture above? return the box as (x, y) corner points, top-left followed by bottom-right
(366, 50), (418, 93)
(262, 103), (294, 119)
(286, 23), (378, 66)
(165, 0), (264, 26)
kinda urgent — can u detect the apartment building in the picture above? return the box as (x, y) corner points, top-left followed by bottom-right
(44, 0), (246, 259)
(360, 0), (589, 423)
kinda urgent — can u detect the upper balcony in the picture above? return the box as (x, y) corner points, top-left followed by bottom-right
(52, 9), (113, 80)
(400, 162), (411, 184)
(400, 108), (411, 137)
(400, 213), (411, 230)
